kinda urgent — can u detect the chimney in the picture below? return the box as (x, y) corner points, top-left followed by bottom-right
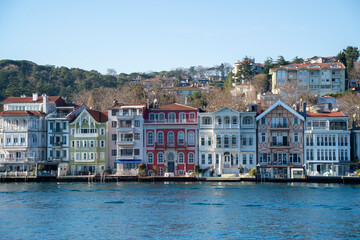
(42, 94), (49, 114)
(256, 103), (262, 115)
(302, 102), (307, 117)
(296, 103), (300, 113)
(32, 93), (38, 102)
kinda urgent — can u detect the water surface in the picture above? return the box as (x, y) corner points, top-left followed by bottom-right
(0, 182), (359, 239)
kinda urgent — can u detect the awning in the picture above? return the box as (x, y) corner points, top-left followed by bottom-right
(116, 159), (142, 164)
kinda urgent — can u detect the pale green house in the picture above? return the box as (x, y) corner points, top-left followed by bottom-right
(69, 109), (108, 175)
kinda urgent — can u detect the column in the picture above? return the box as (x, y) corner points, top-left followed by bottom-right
(219, 154), (222, 175)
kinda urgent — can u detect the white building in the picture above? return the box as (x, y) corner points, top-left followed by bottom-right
(46, 103), (87, 176)
(109, 103), (146, 176)
(198, 106), (257, 176)
(0, 94), (63, 175)
(304, 110), (351, 176)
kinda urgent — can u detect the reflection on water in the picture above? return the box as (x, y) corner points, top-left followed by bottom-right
(0, 182), (360, 239)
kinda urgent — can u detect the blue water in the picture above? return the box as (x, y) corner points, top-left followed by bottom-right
(0, 182), (360, 240)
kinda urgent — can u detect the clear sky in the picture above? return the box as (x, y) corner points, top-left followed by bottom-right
(0, 0), (359, 74)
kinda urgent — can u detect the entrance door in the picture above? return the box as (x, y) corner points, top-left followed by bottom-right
(168, 162), (175, 172)
(224, 154), (230, 168)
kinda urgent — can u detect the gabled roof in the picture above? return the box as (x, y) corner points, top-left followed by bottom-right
(86, 109), (108, 123)
(149, 103), (197, 111)
(0, 111), (45, 116)
(306, 111), (346, 118)
(212, 106), (240, 114)
(1, 96), (62, 103)
(256, 100), (304, 121)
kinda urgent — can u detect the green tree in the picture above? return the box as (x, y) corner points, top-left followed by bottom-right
(336, 46), (360, 78)
(291, 56), (304, 64)
(276, 56), (289, 66)
(235, 56), (255, 83)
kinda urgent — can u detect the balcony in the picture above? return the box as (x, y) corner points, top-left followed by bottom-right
(117, 125), (134, 132)
(74, 133), (98, 138)
(270, 142), (290, 148)
(332, 73), (341, 78)
(270, 124), (289, 130)
(117, 138), (135, 146)
(214, 124), (240, 129)
(117, 155), (136, 160)
(144, 119), (197, 124)
(52, 128), (63, 133)
(241, 124), (255, 129)
(1, 158), (35, 163)
(52, 142), (63, 147)
(117, 114), (135, 120)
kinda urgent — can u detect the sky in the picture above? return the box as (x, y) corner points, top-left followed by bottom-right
(0, 0), (359, 74)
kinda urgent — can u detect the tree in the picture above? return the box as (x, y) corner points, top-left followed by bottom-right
(106, 68), (117, 76)
(263, 57), (275, 75)
(336, 46), (360, 78)
(276, 56), (289, 66)
(349, 62), (360, 80)
(291, 56), (304, 64)
(338, 92), (360, 126)
(188, 91), (206, 109)
(252, 74), (268, 94)
(223, 72), (234, 89)
(235, 56), (255, 83)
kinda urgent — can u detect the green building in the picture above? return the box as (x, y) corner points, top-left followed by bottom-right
(69, 109), (108, 175)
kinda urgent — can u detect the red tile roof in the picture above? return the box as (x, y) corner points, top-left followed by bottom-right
(0, 111), (45, 116)
(86, 109), (108, 122)
(149, 103), (197, 111)
(271, 62), (345, 70)
(1, 96), (62, 103)
(306, 111), (345, 117)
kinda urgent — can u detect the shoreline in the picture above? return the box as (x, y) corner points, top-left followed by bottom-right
(1, 175), (360, 184)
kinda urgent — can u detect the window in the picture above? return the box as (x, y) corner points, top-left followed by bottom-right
(293, 118), (299, 125)
(100, 128), (105, 135)
(243, 154), (247, 165)
(232, 135), (237, 147)
(208, 137), (212, 146)
(243, 116), (253, 125)
(76, 140), (80, 148)
(203, 117), (212, 125)
(83, 153), (87, 160)
(158, 152), (164, 164)
(112, 134), (117, 141)
(90, 140), (96, 148)
(201, 154), (206, 165)
(147, 153), (153, 164)
(224, 135), (229, 148)
(232, 116), (237, 125)
(100, 140), (105, 147)
(293, 133), (300, 143)
(90, 153), (95, 160)
(188, 131), (195, 145)
(188, 153), (194, 164)
(178, 153), (184, 163)
(112, 121), (117, 128)
(159, 113), (165, 121)
(83, 140), (88, 148)
(189, 113), (195, 121)
(147, 131), (154, 145)
(134, 149), (140, 155)
(261, 118), (266, 125)
(149, 113), (155, 121)
(249, 154), (253, 165)
(111, 149), (117, 156)
(179, 113), (186, 123)
(249, 136), (253, 146)
(208, 154), (212, 164)
(216, 135), (221, 148)
(135, 120), (140, 127)
(216, 154), (219, 164)
(167, 131), (174, 144)
(201, 137), (205, 146)
(157, 131), (164, 144)
(168, 113), (176, 123)
(112, 109), (117, 116)
(71, 141), (75, 148)
(178, 131), (185, 144)
(260, 133), (266, 143)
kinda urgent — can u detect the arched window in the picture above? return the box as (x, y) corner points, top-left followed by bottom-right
(157, 131), (164, 144)
(157, 152), (164, 164)
(20, 120), (27, 129)
(13, 120), (19, 130)
(224, 116), (230, 124)
(147, 131), (154, 145)
(168, 113), (176, 123)
(188, 153), (194, 164)
(179, 112), (186, 123)
(178, 153), (184, 164)
(5, 119), (11, 130)
(159, 113), (165, 121)
(167, 131), (174, 144)
(188, 131), (194, 145)
(178, 131), (184, 144)
(243, 116), (253, 125)
(216, 117), (222, 124)
(147, 152), (154, 164)
(232, 116), (238, 125)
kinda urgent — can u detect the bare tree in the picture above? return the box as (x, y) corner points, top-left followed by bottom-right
(252, 74), (267, 94)
(338, 92), (360, 126)
(350, 62), (360, 80)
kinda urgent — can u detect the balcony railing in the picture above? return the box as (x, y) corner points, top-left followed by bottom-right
(270, 142), (290, 147)
(154, 142), (187, 148)
(271, 124), (288, 129)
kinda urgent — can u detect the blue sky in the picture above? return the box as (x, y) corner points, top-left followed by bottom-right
(0, 0), (359, 74)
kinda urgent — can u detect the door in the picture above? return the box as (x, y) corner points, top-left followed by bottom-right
(168, 162), (175, 172)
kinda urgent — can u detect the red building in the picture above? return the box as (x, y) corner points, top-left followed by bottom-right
(144, 103), (198, 176)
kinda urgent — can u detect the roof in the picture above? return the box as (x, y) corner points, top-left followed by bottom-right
(212, 106), (240, 114)
(271, 62), (345, 71)
(1, 96), (62, 103)
(110, 103), (146, 109)
(256, 100), (304, 121)
(149, 103), (197, 111)
(0, 111), (45, 116)
(306, 111), (346, 117)
(86, 109), (108, 122)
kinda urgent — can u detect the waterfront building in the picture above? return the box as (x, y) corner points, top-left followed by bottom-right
(0, 94), (64, 175)
(351, 126), (360, 162)
(143, 103), (198, 176)
(256, 100), (305, 178)
(68, 109), (108, 175)
(108, 102), (146, 176)
(46, 102), (87, 176)
(270, 62), (345, 96)
(305, 109), (351, 176)
(198, 106), (257, 176)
